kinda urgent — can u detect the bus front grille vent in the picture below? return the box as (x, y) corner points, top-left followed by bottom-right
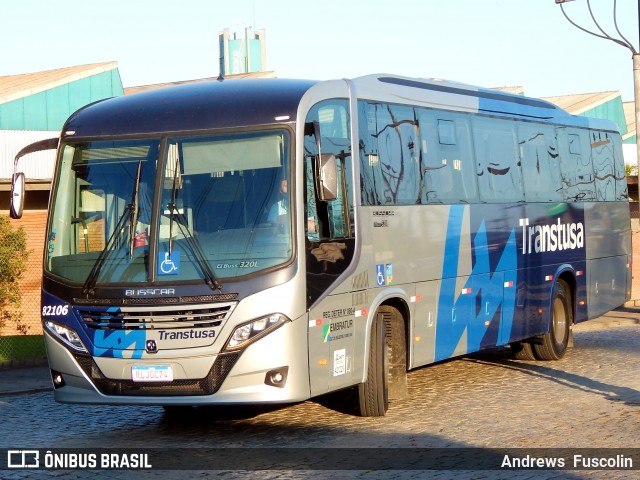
(76, 303), (236, 331)
(74, 293), (238, 306)
(74, 352), (241, 397)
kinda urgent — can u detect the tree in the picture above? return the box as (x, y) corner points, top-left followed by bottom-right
(0, 215), (29, 334)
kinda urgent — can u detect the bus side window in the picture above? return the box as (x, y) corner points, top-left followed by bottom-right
(518, 123), (562, 202)
(557, 128), (595, 202)
(472, 117), (524, 203)
(590, 130), (619, 201)
(358, 101), (381, 206)
(609, 133), (628, 201)
(360, 102), (394, 205)
(418, 110), (476, 204)
(375, 104), (420, 205)
(304, 100), (353, 240)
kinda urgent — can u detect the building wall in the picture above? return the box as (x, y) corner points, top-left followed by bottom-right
(0, 66), (124, 339)
(0, 210), (46, 336)
(579, 97), (632, 142)
(0, 69), (123, 131)
(219, 28), (266, 76)
(0, 130), (58, 180)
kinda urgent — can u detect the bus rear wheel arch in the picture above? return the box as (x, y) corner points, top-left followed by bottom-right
(357, 304), (408, 417)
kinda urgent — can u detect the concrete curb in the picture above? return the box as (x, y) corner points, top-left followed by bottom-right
(0, 365), (52, 397)
(0, 356), (48, 371)
(0, 386), (52, 396)
(622, 300), (640, 310)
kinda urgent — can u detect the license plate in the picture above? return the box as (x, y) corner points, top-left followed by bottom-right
(131, 365), (173, 383)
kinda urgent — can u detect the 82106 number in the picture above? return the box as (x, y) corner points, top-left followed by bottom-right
(42, 304), (70, 317)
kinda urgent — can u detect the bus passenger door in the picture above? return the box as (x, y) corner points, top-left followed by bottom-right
(303, 99), (357, 396)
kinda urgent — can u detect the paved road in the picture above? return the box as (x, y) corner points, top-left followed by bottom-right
(1, 310), (639, 479)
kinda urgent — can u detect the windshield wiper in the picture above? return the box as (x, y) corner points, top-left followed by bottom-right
(129, 161), (142, 258)
(82, 161), (143, 296)
(167, 157), (223, 292)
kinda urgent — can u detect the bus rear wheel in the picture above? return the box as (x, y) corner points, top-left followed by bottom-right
(510, 341), (536, 360)
(357, 305), (407, 417)
(533, 279), (572, 361)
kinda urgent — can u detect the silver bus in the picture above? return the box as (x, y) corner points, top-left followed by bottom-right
(11, 74), (631, 416)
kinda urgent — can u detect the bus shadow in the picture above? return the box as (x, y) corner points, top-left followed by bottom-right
(160, 388), (363, 422)
(161, 402), (297, 422)
(313, 386), (362, 416)
(467, 352), (640, 407)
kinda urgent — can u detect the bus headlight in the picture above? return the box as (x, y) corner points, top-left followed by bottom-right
(44, 320), (88, 353)
(223, 314), (288, 352)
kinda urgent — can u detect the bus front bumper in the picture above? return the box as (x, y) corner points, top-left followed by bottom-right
(44, 317), (311, 406)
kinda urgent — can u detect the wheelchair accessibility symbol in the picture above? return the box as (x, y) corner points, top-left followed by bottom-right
(376, 263), (393, 286)
(158, 251), (180, 275)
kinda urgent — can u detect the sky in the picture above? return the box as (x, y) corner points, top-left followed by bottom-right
(2, 0), (639, 100)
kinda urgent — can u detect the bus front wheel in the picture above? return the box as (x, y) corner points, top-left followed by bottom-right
(357, 306), (407, 417)
(358, 309), (389, 416)
(534, 279), (572, 361)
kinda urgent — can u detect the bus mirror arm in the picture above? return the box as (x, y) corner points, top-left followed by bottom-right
(10, 137), (59, 219)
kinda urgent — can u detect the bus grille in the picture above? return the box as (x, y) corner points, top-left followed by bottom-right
(74, 353), (240, 397)
(75, 303), (235, 330)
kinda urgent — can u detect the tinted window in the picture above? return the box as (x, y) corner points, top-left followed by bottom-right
(358, 102), (419, 205)
(557, 127), (595, 201)
(518, 123), (563, 202)
(591, 130), (625, 201)
(472, 117), (524, 202)
(418, 110), (477, 203)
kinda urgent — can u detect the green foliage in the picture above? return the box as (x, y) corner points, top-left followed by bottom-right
(0, 335), (45, 362)
(0, 215), (29, 334)
(625, 163), (638, 176)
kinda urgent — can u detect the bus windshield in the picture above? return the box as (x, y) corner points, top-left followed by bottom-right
(46, 130), (292, 286)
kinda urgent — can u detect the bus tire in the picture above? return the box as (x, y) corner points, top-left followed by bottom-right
(533, 279), (572, 361)
(357, 309), (390, 417)
(386, 307), (409, 401)
(510, 341), (536, 360)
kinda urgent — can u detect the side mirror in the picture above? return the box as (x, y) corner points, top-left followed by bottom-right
(316, 153), (338, 201)
(9, 137), (59, 220)
(9, 172), (25, 219)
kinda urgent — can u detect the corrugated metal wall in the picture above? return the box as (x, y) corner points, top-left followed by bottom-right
(0, 130), (58, 180)
(0, 69), (123, 131)
(0, 67), (124, 181)
(579, 96), (630, 139)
